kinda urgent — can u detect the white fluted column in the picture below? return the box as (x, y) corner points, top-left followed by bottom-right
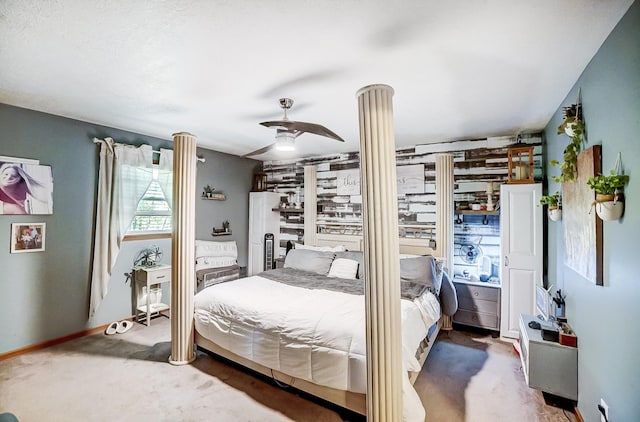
(435, 154), (455, 330)
(169, 132), (197, 365)
(357, 84), (402, 421)
(303, 165), (317, 246)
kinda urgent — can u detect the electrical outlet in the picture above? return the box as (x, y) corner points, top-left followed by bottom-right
(599, 398), (609, 422)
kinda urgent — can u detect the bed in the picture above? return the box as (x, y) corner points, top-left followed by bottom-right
(193, 247), (458, 420)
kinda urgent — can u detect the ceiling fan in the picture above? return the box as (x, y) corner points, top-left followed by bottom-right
(243, 98), (344, 157)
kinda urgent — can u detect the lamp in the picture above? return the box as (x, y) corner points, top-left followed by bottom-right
(275, 131), (296, 151)
(507, 141), (534, 184)
(252, 165), (267, 192)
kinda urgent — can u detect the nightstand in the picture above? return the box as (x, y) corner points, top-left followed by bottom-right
(134, 265), (171, 326)
(453, 280), (501, 332)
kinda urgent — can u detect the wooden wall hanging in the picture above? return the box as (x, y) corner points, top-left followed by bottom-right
(562, 145), (603, 285)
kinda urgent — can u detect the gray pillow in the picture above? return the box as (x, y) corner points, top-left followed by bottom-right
(284, 249), (335, 275)
(335, 251), (364, 278)
(399, 255), (442, 294)
(439, 271), (458, 316)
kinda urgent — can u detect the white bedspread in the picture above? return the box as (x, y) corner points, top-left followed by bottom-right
(194, 275), (440, 418)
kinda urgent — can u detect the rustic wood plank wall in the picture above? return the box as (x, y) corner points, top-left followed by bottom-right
(263, 134), (543, 253)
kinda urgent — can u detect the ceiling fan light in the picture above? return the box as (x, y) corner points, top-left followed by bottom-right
(275, 132), (296, 151)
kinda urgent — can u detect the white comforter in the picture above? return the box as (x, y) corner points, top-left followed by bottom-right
(194, 275), (440, 419)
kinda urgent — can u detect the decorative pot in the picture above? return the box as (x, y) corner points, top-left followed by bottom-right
(594, 193), (624, 221)
(548, 207), (562, 222)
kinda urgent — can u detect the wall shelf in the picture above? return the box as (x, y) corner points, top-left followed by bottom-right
(273, 207), (304, 213)
(455, 209), (499, 215)
(211, 230), (232, 237)
(202, 194), (226, 201)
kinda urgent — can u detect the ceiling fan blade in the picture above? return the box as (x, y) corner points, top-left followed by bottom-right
(260, 120), (345, 142)
(243, 143), (277, 158)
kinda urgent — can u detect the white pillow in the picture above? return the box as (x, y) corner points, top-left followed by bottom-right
(295, 243), (346, 252)
(195, 240), (238, 259)
(328, 258), (359, 279)
(195, 256), (238, 272)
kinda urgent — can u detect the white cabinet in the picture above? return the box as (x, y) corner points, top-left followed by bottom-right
(248, 192), (280, 276)
(500, 184), (543, 339)
(519, 314), (577, 400)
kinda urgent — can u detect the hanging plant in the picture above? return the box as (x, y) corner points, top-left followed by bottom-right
(539, 191), (561, 208)
(587, 153), (629, 221)
(550, 102), (585, 183)
(587, 170), (629, 195)
(539, 191), (562, 221)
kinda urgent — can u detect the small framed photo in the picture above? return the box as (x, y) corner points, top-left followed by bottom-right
(11, 223), (46, 253)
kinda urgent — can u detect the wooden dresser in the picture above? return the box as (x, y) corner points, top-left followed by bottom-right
(453, 280), (501, 332)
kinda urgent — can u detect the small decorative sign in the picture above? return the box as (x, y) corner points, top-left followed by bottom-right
(397, 164), (424, 194)
(11, 223), (46, 253)
(336, 169), (360, 195)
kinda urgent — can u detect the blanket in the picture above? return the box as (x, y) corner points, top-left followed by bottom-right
(258, 267), (430, 300)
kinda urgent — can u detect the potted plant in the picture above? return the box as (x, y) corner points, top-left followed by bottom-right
(587, 170), (629, 221)
(539, 191), (562, 221)
(203, 185), (214, 198)
(551, 103), (585, 183)
(222, 220), (230, 232)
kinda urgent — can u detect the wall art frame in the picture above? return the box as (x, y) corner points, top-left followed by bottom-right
(10, 222), (46, 253)
(0, 158), (54, 215)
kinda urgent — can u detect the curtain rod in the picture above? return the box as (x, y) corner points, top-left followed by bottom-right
(93, 138), (205, 162)
(150, 149), (206, 163)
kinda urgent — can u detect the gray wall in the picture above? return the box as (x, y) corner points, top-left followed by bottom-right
(0, 104), (256, 353)
(543, 2), (639, 421)
(195, 148), (258, 268)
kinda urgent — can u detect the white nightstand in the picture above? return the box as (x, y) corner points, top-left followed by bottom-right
(134, 265), (171, 326)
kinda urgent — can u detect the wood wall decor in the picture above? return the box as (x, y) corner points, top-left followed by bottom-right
(562, 145), (603, 285)
(263, 135), (543, 254)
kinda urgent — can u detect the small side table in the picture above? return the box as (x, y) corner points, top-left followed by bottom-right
(518, 314), (577, 400)
(134, 265), (171, 326)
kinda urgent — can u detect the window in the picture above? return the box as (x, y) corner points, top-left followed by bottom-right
(126, 165), (172, 238)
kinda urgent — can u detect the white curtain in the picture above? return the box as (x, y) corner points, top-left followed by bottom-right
(89, 137), (154, 318)
(157, 148), (173, 209)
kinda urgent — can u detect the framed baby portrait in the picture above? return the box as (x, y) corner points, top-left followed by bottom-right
(11, 223), (46, 253)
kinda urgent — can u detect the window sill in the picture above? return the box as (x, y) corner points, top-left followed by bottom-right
(123, 232), (171, 242)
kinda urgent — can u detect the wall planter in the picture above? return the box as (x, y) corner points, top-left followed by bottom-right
(551, 99), (585, 183)
(548, 206), (563, 222)
(593, 194), (624, 221)
(540, 191), (562, 222)
(587, 153), (629, 222)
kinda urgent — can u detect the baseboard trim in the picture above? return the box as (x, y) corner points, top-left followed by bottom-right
(575, 405), (584, 422)
(0, 317), (134, 362)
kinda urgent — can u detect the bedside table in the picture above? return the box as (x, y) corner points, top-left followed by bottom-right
(453, 280), (501, 332)
(134, 265), (171, 326)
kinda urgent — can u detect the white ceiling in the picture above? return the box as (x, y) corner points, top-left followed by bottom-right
(0, 1), (634, 161)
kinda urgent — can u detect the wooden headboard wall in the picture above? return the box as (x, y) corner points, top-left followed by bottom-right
(303, 163), (449, 261)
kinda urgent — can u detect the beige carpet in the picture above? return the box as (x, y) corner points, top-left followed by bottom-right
(416, 328), (577, 422)
(0, 318), (576, 421)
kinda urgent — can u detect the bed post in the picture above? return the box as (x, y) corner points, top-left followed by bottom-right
(357, 84), (405, 421)
(436, 154), (455, 330)
(169, 132), (197, 365)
